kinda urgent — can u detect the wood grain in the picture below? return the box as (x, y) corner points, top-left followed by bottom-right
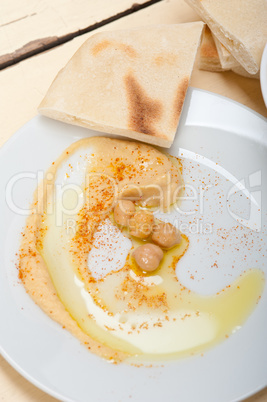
(0, 0), (162, 70)
(0, 0), (266, 401)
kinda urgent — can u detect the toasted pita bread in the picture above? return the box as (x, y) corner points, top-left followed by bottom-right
(198, 26), (259, 79)
(38, 23), (204, 148)
(185, 0), (267, 74)
(198, 25), (228, 72)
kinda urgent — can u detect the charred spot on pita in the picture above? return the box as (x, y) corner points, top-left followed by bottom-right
(91, 40), (112, 56)
(124, 73), (163, 137)
(92, 40), (136, 58)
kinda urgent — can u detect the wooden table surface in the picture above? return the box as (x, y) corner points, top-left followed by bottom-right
(0, 0), (266, 401)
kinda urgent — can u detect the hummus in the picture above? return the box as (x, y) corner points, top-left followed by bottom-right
(18, 137), (264, 363)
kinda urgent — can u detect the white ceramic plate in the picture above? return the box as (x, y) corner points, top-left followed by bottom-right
(0, 88), (267, 402)
(260, 43), (267, 107)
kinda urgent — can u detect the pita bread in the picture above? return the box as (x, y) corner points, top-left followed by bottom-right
(198, 26), (260, 79)
(38, 23), (204, 148)
(185, 0), (267, 74)
(198, 25), (229, 72)
(212, 36), (239, 70)
(232, 65), (260, 80)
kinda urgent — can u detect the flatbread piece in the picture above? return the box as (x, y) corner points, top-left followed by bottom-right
(39, 23), (204, 148)
(185, 0), (267, 74)
(199, 26), (260, 79)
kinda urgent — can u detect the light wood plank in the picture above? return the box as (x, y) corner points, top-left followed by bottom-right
(0, 0), (266, 401)
(0, 0), (158, 68)
(0, 357), (57, 401)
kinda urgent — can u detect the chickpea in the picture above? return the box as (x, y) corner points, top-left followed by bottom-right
(129, 211), (154, 239)
(151, 222), (181, 249)
(133, 243), (163, 272)
(114, 200), (135, 226)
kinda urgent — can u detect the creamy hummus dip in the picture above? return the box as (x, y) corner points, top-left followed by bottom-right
(18, 137), (264, 363)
